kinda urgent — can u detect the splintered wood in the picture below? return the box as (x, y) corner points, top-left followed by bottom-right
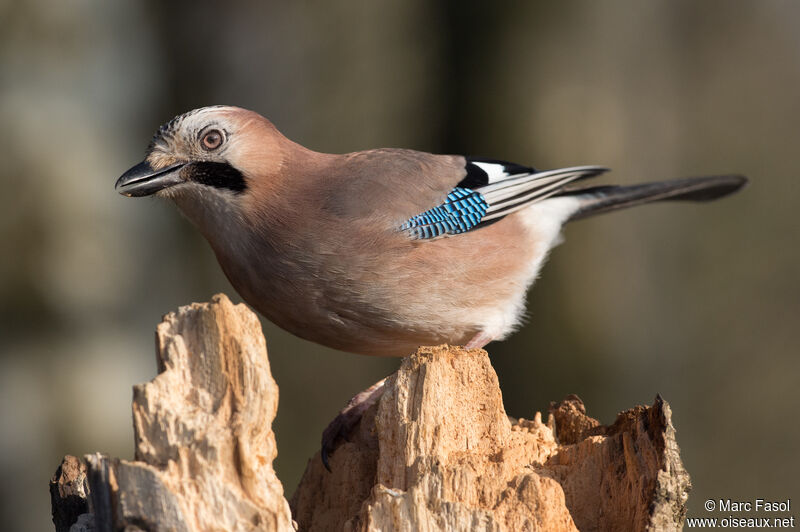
(63, 294), (295, 531)
(291, 346), (690, 532)
(52, 295), (689, 531)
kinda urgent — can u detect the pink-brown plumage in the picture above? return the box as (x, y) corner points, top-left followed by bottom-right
(117, 106), (747, 356)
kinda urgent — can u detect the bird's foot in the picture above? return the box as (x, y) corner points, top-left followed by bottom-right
(321, 376), (388, 471)
(464, 331), (494, 350)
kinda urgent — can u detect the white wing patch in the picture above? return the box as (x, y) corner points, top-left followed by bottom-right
(470, 161), (514, 184)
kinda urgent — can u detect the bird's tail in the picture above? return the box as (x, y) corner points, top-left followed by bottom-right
(563, 175), (748, 221)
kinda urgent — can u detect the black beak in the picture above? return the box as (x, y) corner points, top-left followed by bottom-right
(115, 161), (186, 197)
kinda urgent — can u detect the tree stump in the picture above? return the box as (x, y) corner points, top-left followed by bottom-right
(291, 347), (690, 531)
(51, 294), (690, 531)
(52, 294), (294, 531)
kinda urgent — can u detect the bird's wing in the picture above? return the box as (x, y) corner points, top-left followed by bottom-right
(400, 157), (608, 240)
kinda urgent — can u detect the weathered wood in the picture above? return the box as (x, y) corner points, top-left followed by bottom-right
(50, 455), (89, 532)
(53, 294), (294, 531)
(51, 294), (690, 531)
(291, 346), (691, 532)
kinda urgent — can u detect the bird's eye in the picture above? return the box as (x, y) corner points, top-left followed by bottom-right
(201, 129), (223, 151)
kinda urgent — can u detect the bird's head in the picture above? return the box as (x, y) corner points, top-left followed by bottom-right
(116, 106), (290, 202)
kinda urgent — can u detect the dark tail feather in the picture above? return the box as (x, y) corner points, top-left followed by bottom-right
(565, 175), (748, 221)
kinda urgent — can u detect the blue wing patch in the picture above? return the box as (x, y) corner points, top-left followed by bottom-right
(400, 187), (488, 240)
(399, 161), (608, 241)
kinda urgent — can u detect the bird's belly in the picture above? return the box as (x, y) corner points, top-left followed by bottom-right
(247, 284), (478, 357)
(218, 259), (483, 356)
(214, 212), (554, 356)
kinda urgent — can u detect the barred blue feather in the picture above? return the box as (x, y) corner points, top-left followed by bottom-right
(400, 187), (488, 240)
(400, 160), (608, 240)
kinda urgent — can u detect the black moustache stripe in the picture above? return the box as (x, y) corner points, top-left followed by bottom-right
(185, 162), (247, 193)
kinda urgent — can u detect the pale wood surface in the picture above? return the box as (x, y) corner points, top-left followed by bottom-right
(51, 295), (689, 531)
(291, 346), (690, 532)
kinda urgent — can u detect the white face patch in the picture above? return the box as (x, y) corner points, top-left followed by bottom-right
(148, 106), (239, 166)
(168, 182), (246, 242)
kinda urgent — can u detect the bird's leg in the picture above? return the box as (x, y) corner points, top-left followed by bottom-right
(464, 331), (494, 350)
(321, 376), (389, 471)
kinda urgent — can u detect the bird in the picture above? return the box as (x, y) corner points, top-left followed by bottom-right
(117, 105), (747, 469)
(117, 105), (747, 358)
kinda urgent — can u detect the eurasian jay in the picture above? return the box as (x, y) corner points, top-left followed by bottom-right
(116, 105), (746, 357)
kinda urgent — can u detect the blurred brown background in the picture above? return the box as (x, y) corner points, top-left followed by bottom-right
(1, 1), (798, 529)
